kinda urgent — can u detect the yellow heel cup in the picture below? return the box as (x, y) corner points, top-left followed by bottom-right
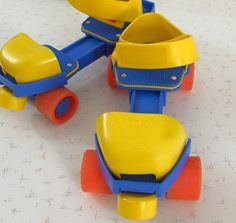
(0, 87), (27, 111)
(0, 33), (61, 83)
(118, 193), (158, 220)
(68, 0), (143, 23)
(112, 13), (199, 69)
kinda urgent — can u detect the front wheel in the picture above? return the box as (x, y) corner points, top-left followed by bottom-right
(35, 87), (79, 124)
(106, 55), (117, 88)
(181, 64), (195, 91)
(166, 156), (202, 200)
(81, 150), (112, 194)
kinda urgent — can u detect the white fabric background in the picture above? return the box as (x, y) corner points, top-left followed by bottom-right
(0, 0), (235, 222)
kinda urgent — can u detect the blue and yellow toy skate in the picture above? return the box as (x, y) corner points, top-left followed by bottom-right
(0, 0), (154, 124)
(81, 13), (202, 221)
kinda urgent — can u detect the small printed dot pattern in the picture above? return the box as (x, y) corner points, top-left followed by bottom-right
(0, 0), (236, 222)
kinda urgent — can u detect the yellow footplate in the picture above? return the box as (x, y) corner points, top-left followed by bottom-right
(0, 87), (27, 111)
(118, 193), (158, 220)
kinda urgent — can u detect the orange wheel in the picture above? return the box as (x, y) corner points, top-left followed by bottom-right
(167, 156), (202, 200)
(181, 64), (195, 91)
(35, 87), (79, 124)
(106, 55), (117, 88)
(81, 150), (112, 194)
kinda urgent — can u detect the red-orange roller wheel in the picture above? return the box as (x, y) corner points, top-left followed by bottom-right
(35, 87), (79, 124)
(106, 55), (117, 88)
(167, 156), (202, 200)
(181, 64), (195, 91)
(81, 150), (112, 194)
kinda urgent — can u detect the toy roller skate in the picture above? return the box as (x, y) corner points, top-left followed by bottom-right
(81, 13), (201, 220)
(0, 0), (154, 124)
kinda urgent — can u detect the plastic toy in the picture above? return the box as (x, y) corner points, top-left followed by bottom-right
(81, 13), (202, 220)
(0, 0), (155, 124)
(0, 0), (202, 220)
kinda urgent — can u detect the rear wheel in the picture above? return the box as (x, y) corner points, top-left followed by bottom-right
(35, 87), (78, 124)
(106, 55), (117, 88)
(81, 150), (112, 194)
(181, 64), (195, 91)
(166, 156), (202, 200)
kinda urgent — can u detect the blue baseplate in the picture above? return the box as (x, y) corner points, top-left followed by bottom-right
(115, 65), (188, 91)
